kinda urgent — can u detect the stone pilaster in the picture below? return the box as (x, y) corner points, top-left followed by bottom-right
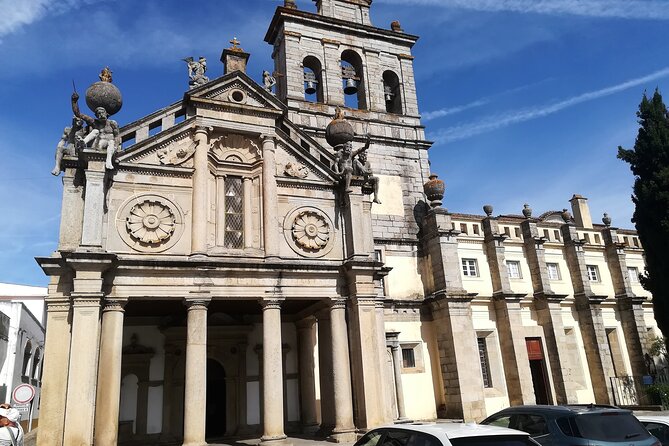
(386, 332), (408, 421)
(58, 167), (84, 251)
(482, 216), (535, 406)
(191, 126), (211, 256)
(182, 296), (210, 446)
(322, 40), (344, 106)
(375, 300), (393, 422)
(296, 318), (319, 433)
(520, 219), (577, 405)
(603, 227), (649, 377)
(79, 152), (107, 249)
(262, 135), (280, 257)
(562, 222), (616, 403)
(329, 299), (356, 442)
(342, 192), (374, 260)
(316, 311), (335, 435)
(94, 299), (127, 446)
(260, 299), (287, 445)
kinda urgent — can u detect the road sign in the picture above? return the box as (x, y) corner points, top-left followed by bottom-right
(12, 404), (29, 413)
(12, 384), (35, 404)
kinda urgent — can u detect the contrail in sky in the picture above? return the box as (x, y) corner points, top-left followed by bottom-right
(429, 67), (669, 144)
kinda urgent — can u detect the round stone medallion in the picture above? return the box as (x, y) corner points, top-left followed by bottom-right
(283, 206), (336, 258)
(117, 194), (184, 252)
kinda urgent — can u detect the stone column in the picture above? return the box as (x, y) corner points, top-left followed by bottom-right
(375, 300), (393, 422)
(482, 215), (535, 406)
(261, 135), (279, 257)
(329, 299), (356, 442)
(36, 287), (72, 446)
(386, 332), (408, 420)
(191, 126), (211, 256)
(260, 299), (287, 444)
(243, 176), (253, 249)
(80, 155), (106, 249)
(182, 297), (210, 446)
(94, 299), (127, 446)
(317, 311), (335, 434)
(58, 167), (84, 251)
(296, 318), (319, 433)
(562, 222), (616, 404)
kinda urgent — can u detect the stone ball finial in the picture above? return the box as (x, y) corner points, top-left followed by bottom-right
(522, 203), (532, 219)
(423, 173), (445, 209)
(391, 20), (403, 32)
(325, 107), (355, 148)
(284, 0), (297, 9)
(483, 204), (493, 217)
(602, 213), (612, 227)
(85, 67), (122, 116)
(560, 208), (572, 223)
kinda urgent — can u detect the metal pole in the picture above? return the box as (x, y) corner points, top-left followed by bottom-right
(27, 399), (34, 432)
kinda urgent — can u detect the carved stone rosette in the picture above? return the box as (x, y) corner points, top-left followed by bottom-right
(283, 206), (336, 258)
(116, 194), (185, 253)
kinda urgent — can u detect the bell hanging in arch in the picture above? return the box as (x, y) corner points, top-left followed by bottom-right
(344, 78), (358, 95)
(305, 81), (317, 95)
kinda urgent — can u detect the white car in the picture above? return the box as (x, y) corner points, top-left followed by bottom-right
(353, 422), (540, 446)
(636, 416), (669, 446)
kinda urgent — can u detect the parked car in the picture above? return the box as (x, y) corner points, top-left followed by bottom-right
(480, 405), (659, 446)
(637, 416), (669, 446)
(353, 423), (539, 446)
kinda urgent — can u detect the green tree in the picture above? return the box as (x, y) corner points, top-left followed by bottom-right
(619, 90), (669, 345)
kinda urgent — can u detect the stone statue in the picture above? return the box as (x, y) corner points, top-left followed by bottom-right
(183, 56), (209, 88)
(334, 134), (370, 194)
(99, 66), (113, 83)
(51, 116), (87, 176)
(71, 92), (121, 170)
(354, 150), (381, 204)
(262, 70), (276, 93)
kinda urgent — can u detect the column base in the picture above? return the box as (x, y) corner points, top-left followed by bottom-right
(394, 417), (414, 424)
(182, 442), (207, 446)
(260, 434), (291, 446)
(328, 429), (357, 443)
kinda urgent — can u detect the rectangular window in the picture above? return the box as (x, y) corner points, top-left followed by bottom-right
(554, 230), (561, 241)
(402, 348), (416, 368)
(462, 259), (478, 277)
(507, 260), (522, 279)
(514, 227), (521, 238)
(547, 263), (561, 280)
(460, 223), (468, 234)
(478, 337), (492, 388)
(594, 234), (601, 244)
(224, 177), (244, 249)
(584, 233), (591, 244)
(503, 226), (511, 237)
(628, 267), (639, 283)
(587, 265), (600, 282)
(473, 224), (480, 235)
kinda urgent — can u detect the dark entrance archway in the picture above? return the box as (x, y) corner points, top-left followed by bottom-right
(206, 359), (227, 440)
(526, 338), (553, 405)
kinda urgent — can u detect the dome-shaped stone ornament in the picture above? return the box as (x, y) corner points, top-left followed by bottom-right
(292, 211), (330, 251)
(561, 208), (572, 223)
(483, 204), (493, 217)
(85, 67), (123, 116)
(423, 174), (445, 208)
(325, 107), (355, 147)
(126, 200), (176, 244)
(602, 213), (612, 227)
(522, 203), (532, 219)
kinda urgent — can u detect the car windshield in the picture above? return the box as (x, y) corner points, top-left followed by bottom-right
(450, 435), (538, 446)
(573, 413), (652, 442)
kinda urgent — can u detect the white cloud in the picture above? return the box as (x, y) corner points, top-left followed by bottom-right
(0, 0), (106, 38)
(429, 67), (669, 144)
(374, 0), (669, 20)
(423, 99), (489, 121)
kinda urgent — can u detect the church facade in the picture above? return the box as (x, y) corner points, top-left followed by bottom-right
(37, 1), (659, 445)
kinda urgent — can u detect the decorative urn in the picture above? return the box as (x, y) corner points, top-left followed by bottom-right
(325, 107), (355, 148)
(522, 203), (532, 219)
(423, 174), (445, 208)
(483, 204), (493, 217)
(85, 67), (123, 116)
(561, 208), (572, 223)
(602, 213), (612, 227)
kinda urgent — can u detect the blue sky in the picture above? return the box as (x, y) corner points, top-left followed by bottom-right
(0, 0), (668, 286)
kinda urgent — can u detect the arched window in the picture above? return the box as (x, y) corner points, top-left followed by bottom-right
(383, 70), (402, 114)
(341, 50), (366, 110)
(22, 341), (32, 377)
(303, 56), (323, 103)
(32, 348), (41, 381)
(224, 177), (243, 249)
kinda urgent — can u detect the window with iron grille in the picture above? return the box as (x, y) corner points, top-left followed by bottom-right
(478, 337), (492, 388)
(224, 177), (244, 249)
(402, 348), (416, 368)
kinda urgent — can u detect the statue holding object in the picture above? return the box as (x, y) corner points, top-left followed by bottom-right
(51, 116), (87, 176)
(71, 91), (121, 170)
(333, 134), (370, 194)
(354, 149), (381, 204)
(183, 56), (209, 89)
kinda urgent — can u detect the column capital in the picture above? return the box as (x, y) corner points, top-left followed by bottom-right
(260, 298), (283, 311)
(102, 298), (128, 313)
(71, 294), (103, 308)
(329, 298), (348, 310)
(261, 134), (276, 144)
(184, 298), (211, 310)
(46, 298), (71, 313)
(193, 125), (213, 135)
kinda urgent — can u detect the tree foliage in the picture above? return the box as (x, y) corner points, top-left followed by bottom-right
(619, 90), (669, 342)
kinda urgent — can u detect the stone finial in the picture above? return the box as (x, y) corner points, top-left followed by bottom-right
(602, 213), (612, 227)
(229, 36), (244, 52)
(423, 174), (445, 209)
(560, 208), (572, 223)
(483, 204), (493, 217)
(325, 107), (354, 148)
(99, 67), (113, 83)
(284, 0), (297, 8)
(522, 203), (532, 219)
(390, 20), (404, 32)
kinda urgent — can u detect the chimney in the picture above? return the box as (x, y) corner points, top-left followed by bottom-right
(569, 194), (593, 229)
(220, 37), (250, 75)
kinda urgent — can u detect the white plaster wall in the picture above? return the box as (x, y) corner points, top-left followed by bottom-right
(382, 320), (437, 420)
(122, 326), (165, 381)
(504, 246), (534, 296)
(544, 249), (573, 297)
(147, 386), (163, 434)
(584, 252), (615, 297)
(247, 381), (260, 425)
(120, 374), (139, 432)
(459, 244), (494, 297)
(385, 254), (424, 299)
(626, 252), (652, 299)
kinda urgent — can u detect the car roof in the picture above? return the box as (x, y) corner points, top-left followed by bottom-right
(488, 405), (631, 416)
(371, 422), (530, 442)
(637, 416), (669, 424)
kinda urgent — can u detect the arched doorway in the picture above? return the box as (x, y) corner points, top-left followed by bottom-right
(206, 359), (227, 440)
